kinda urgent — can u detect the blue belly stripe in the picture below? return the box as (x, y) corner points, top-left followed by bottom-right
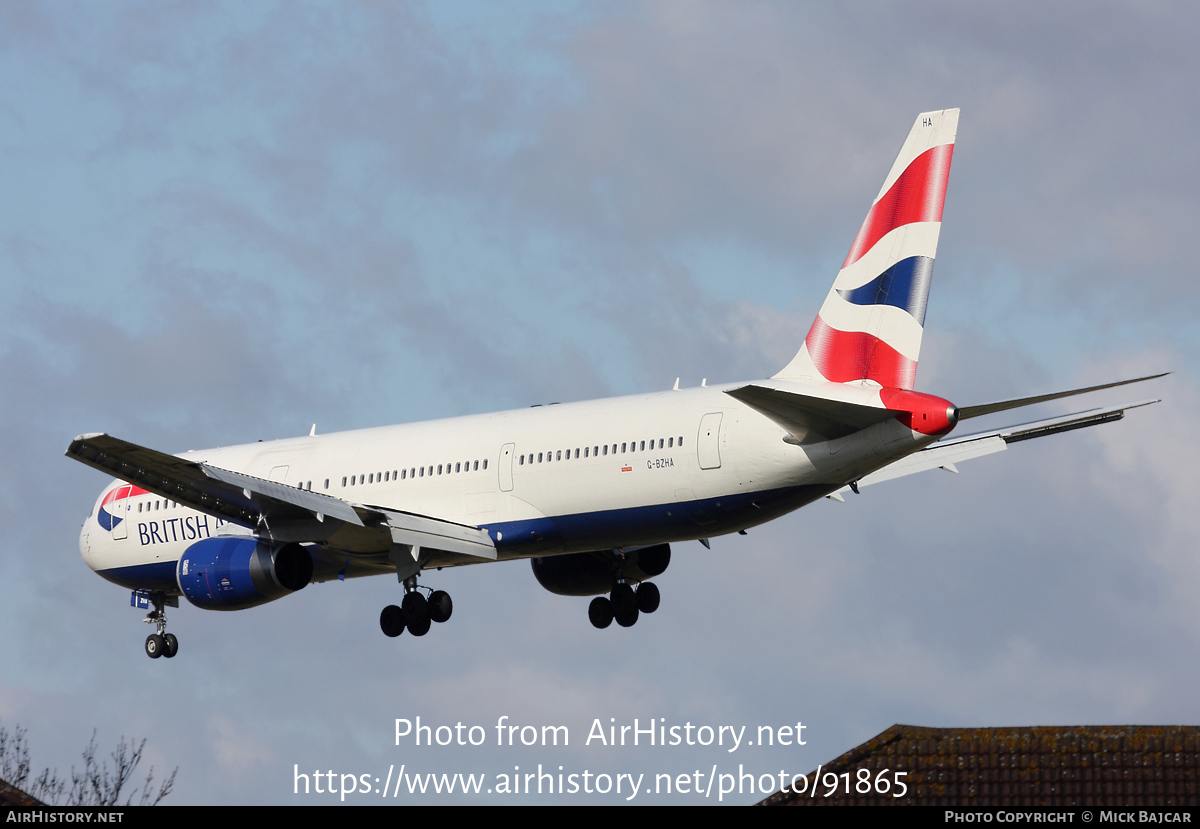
(95, 560), (179, 592)
(98, 485), (838, 590)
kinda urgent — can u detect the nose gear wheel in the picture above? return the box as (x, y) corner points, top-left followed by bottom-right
(142, 592), (179, 659)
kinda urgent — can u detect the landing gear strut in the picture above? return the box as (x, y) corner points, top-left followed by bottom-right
(589, 581), (660, 629)
(143, 592), (179, 659)
(380, 576), (453, 639)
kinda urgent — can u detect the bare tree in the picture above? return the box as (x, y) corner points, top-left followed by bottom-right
(0, 722), (32, 789)
(0, 720), (174, 806)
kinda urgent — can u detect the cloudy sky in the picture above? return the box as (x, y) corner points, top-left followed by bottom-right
(1, 0), (1197, 805)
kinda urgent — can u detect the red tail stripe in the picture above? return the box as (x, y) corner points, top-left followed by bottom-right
(805, 317), (917, 390)
(841, 143), (954, 269)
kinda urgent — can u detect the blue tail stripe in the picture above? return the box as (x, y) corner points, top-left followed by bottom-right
(836, 255), (933, 326)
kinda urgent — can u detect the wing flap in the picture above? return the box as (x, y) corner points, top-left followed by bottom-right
(201, 464), (364, 525)
(380, 509), (498, 560)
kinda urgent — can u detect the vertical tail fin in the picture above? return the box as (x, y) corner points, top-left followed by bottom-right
(775, 108), (959, 389)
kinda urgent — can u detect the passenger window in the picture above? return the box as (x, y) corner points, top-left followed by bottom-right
(368, 473), (373, 484)
(138, 503), (142, 513)
(639, 441), (645, 451)
(621, 443), (626, 453)
(401, 470), (406, 480)
(612, 444), (617, 454)
(679, 436), (684, 446)
(341, 477), (347, 487)
(584, 447), (589, 458)
(602, 445), (608, 456)
(538, 453), (543, 463)
(455, 463), (461, 473)
(483, 459), (488, 469)
(410, 468), (415, 479)
(556, 451), (561, 461)
(520, 455), (525, 465)
(437, 465), (443, 475)
(474, 460), (479, 471)
(574, 449), (579, 459)
(324, 479), (329, 489)
(419, 467), (424, 478)
(669, 437), (673, 448)
(659, 439), (664, 449)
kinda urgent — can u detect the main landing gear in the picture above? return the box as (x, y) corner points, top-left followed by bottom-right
(380, 576), (453, 638)
(143, 593), (179, 659)
(588, 581), (660, 629)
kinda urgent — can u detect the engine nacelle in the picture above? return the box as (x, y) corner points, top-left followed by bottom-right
(531, 544), (670, 597)
(177, 537), (313, 611)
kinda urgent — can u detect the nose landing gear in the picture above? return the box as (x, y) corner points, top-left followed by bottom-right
(142, 592), (179, 659)
(379, 576), (453, 639)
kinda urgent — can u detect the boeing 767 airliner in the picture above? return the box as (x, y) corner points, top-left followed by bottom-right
(67, 109), (1162, 659)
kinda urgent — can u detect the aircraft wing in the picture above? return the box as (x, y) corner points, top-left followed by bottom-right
(828, 399), (1159, 498)
(65, 433), (497, 560)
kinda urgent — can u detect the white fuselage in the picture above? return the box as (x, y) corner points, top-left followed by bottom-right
(79, 381), (937, 594)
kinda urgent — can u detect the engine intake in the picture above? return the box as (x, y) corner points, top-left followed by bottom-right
(177, 537), (313, 611)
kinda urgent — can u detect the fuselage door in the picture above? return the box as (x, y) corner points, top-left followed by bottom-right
(111, 484), (132, 540)
(697, 413), (723, 470)
(499, 443), (515, 492)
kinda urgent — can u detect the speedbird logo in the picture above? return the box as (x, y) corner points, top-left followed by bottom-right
(97, 484), (148, 530)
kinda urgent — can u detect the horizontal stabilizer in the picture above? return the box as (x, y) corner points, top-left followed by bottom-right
(832, 399), (1157, 494)
(958, 374), (1167, 420)
(725, 384), (896, 442)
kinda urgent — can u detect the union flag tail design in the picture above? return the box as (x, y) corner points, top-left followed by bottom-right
(775, 108), (958, 389)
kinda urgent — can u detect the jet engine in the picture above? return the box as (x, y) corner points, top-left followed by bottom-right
(177, 537), (313, 611)
(531, 543), (670, 596)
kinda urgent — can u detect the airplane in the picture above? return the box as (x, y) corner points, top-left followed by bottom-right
(67, 108), (1163, 659)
